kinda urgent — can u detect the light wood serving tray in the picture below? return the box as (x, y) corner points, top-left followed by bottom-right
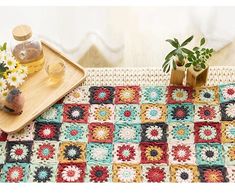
(0, 41), (86, 133)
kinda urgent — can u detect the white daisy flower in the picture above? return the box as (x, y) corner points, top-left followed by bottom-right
(175, 168), (193, 183)
(225, 103), (235, 118)
(62, 165), (81, 182)
(41, 107), (58, 120)
(226, 125), (235, 139)
(0, 89), (8, 99)
(146, 107), (162, 120)
(7, 72), (24, 87)
(199, 126), (217, 140)
(222, 86), (235, 99)
(119, 126), (136, 140)
(17, 65), (28, 78)
(146, 126), (163, 140)
(10, 144), (28, 160)
(91, 147), (108, 161)
(172, 89), (188, 101)
(3, 53), (17, 71)
(117, 167), (136, 182)
(201, 146), (219, 162)
(0, 78), (7, 91)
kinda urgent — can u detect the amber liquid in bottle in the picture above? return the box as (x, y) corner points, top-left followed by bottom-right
(13, 41), (45, 74)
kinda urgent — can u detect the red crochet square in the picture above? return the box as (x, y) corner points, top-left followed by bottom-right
(167, 86), (194, 104)
(140, 142), (168, 164)
(88, 123), (114, 143)
(115, 86), (140, 104)
(56, 163), (86, 182)
(194, 122), (221, 143)
(63, 104), (89, 123)
(0, 130), (7, 141)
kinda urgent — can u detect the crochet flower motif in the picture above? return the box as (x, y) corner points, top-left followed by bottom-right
(199, 126), (217, 140)
(117, 166), (136, 182)
(198, 88), (216, 103)
(37, 143), (55, 161)
(63, 104), (89, 123)
(89, 123), (114, 143)
(114, 124), (141, 143)
(172, 89), (189, 102)
(167, 86), (193, 103)
(221, 85), (235, 101)
(171, 144), (192, 163)
(141, 123), (167, 142)
(145, 166), (167, 182)
(221, 101), (235, 120)
(140, 142), (168, 164)
(196, 105), (218, 121)
(170, 124), (192, 142)
(57, 163), (86, 183)
(175, 168), (194, 183)
(141, 104), (166, 123)
(141, 86), (166, 103)
(63, 86), (89, 104)
(196, 144), (224, 165)
(90, 105), (114, 122)
(9, 144), (29, 161)
(6, 142), (32, 163)
(226, 125), (235, 139)
(60, 123), (87, 142)
(145, 126), (163, 140)
(38, 104), (62, 123)
(115, 86), (140, 104)
(114, 144), (139, 163)
(199, 166), (227, 183)
(89, 165), (110, 182)
(6, 165), (24, 182)
(89, 86), (114, 104)
(116, 105), (140, 123)
(168, 104), (193, 122)
(33, 166), (53, 183)
(34, 122), (61, 141)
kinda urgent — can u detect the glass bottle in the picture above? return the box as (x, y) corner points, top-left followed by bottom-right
(11, 25), (45, 74)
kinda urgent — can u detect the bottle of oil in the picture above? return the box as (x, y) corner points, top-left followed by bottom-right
(11, 25), (45, 74)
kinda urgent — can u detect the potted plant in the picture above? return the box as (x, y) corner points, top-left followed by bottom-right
(162, 36), (214, 87)
(162, 35), (194, 85)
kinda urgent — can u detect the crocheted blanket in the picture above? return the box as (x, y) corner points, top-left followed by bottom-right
(1, 84), (235, 183)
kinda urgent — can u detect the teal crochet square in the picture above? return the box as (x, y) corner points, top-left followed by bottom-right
(86, 143), (113, 164)
(29, 164), (57, 182)
(114, 124), (141, 143)
(196, 143), (224, 166)
(1, 163), (29, 182)
(37, 104), (63, 123)
(60, 123), (88, 142)
(219, 83), (235, 103)
(141, 86), (166, 104)
(115, 104), (140, 123)
(85, 163), (112, 182)
(167, 103), (194, 123)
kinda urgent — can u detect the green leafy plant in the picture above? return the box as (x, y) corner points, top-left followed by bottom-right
(185, 38), (213, 71)
(162, 36), (214, 73)
(162, 35), (194, 73)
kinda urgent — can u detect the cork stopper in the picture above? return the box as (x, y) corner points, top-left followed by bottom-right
(12, 25), (32, 41)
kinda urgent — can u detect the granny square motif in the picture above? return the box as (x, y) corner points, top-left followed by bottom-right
(167, 86), (194, 104)
(141, 86), (166, 104)
(219, 83), (235, 103)
(2, 83), (235, 183)
(89, 86), (115, 104)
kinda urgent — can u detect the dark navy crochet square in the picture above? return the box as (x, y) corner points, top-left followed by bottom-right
(89, 86), (115, 104)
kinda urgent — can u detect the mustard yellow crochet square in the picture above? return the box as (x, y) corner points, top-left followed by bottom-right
(221, 121), (235, 143)
(58, 142), (86, 163)
(194, 86), (219, 104)
(170, 165), (199, 183)
(112, 163), (142, 182)
(141, 104), (166, 123)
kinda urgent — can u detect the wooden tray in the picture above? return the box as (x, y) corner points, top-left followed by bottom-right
(0, 41), (86, 133)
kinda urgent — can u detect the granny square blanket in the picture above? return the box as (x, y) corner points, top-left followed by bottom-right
(1, 84), (235, 183)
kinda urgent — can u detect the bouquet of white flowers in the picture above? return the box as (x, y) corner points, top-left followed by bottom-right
(0, 43), (28, 98)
